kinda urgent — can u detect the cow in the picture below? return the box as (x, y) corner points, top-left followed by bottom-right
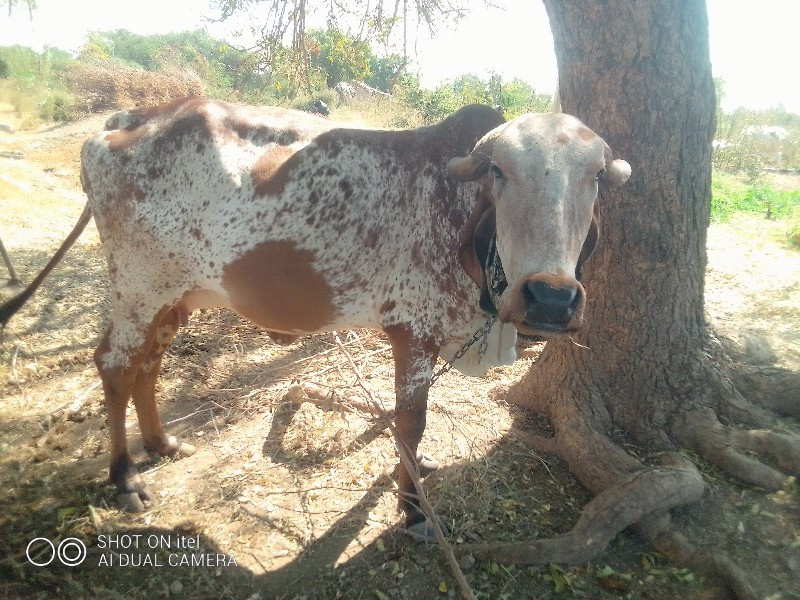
(0, 98), (631, 538)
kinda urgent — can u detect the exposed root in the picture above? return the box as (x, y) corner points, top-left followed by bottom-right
(727, 364), (800, 419)
(508, 427), (558, 454)
(637, 515), (758, 600)
(462, 452), (704, 564)
(675, 409), (796, 491)
(728, 428), (800, 477)
(283, 380), (393, 418)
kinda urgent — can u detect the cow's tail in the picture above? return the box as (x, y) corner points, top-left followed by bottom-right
(0, 202), (93, 328)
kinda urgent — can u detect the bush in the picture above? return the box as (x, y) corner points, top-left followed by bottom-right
(39, 93), (73, 122)
(711, 171), (800, 223)
(66, 60), (206, 113)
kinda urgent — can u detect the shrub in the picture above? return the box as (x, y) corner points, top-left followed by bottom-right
(66, 60), (206, 113)
(39, 93), (73, 122)
(711, 171), (800, 223)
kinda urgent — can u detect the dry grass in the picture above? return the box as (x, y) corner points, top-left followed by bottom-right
(66, 61), (206, 114)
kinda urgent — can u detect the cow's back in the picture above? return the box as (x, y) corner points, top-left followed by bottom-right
(81, 98), (503, 338)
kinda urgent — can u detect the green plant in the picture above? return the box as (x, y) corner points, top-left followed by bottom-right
(711, 171), (800, 223)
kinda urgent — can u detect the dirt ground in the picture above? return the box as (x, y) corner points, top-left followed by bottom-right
(0, 110), (798, 600)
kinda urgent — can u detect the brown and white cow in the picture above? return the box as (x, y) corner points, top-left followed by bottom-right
(0, 98), (630, 537)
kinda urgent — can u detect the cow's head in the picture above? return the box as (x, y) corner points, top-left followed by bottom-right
(448, 113), (631, 338)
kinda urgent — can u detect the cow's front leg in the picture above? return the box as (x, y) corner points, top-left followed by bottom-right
(385, 325), (440, 536)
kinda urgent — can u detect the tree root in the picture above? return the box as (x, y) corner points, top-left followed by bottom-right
(727, 364), (800, 419)
(483, 390), (799, 599)
(637, 515), (758, 600)
(462, 451), (703, 564)
(674, 409), (798, 490)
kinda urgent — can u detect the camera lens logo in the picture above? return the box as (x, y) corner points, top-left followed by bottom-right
(26, 537), (87, 567)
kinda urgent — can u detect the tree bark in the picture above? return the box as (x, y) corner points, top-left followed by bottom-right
(522, 0), (717, 441)
(471, 2), (800, 598)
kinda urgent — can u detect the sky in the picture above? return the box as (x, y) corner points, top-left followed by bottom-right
(1, 0), (798, 114)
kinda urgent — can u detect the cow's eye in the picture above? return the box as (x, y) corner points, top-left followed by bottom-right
(595, 168), (606, 181)
(490, 164), (503, 179)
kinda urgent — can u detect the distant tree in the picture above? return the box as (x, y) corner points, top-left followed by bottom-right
(79, 33), (115, 62)
(307, 27), (370, 87)
(211, 0), (471, 90)
(0, 44), (71, 81)
(365, 52), (406, 92)
(498, 78), (552, 117)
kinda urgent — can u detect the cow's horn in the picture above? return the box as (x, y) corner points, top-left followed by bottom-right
(602, 142), (632, 187)
(447, 130), (499, 182)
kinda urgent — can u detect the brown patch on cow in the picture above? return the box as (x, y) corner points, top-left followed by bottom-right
(555, 133), (570, 145)
(123, 97), (199, 127)
(380, 300), (396, 315)
(252, 146), (296, 197)
(364, 229), (379, 249)
(221, 240), (336, 333)
(105, 98), (210, 152)
(338, 179), (353, 199)
(106, 126), (150, 153)
(577, 127), (596, 141)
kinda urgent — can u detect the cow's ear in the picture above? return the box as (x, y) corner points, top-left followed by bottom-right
(458, 199), (495, 290)
(576, 205), (599, 281)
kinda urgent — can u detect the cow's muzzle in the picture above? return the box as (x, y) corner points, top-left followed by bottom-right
(499, 273), (586, 337)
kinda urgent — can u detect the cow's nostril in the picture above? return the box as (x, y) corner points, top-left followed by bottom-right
(525, 281), (578, 308)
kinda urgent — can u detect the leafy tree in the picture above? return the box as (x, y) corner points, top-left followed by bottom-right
(499, 78), (552, 118)
(365, 52), (406, 92)
(307, 27), (370, 87)
(211, 0), (470, 90)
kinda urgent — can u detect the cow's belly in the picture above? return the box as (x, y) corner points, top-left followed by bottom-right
(203, 237), (382, 335)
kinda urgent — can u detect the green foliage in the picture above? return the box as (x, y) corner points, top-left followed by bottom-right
(76, 29), (269, 101)
(307, 27), (371, 88)
(365, 53), (405, 92)
(711, 171), (800, 223)
(0, 45), (75, 125)
(39, 92), (71, 122)
(0, 44), (72, 82)
(394, 72), (551, 124)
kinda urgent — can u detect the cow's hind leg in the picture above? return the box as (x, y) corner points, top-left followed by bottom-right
(95, 306), (191, 512)
(132, 305), (196, 459)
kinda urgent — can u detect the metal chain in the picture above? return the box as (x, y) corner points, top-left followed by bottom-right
(430, 314), (497, 387)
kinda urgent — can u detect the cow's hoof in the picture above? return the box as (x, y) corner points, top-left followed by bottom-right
(117, 488), (154, 512)
(416, 452), (439, 478)
(146, 435), (196, 458)
(402, 516), (450, 543)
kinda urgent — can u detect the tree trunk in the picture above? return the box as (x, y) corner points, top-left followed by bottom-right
(465, 2), (800, 598)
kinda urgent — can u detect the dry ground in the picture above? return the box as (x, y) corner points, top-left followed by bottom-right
(0, 110), (798, 600)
